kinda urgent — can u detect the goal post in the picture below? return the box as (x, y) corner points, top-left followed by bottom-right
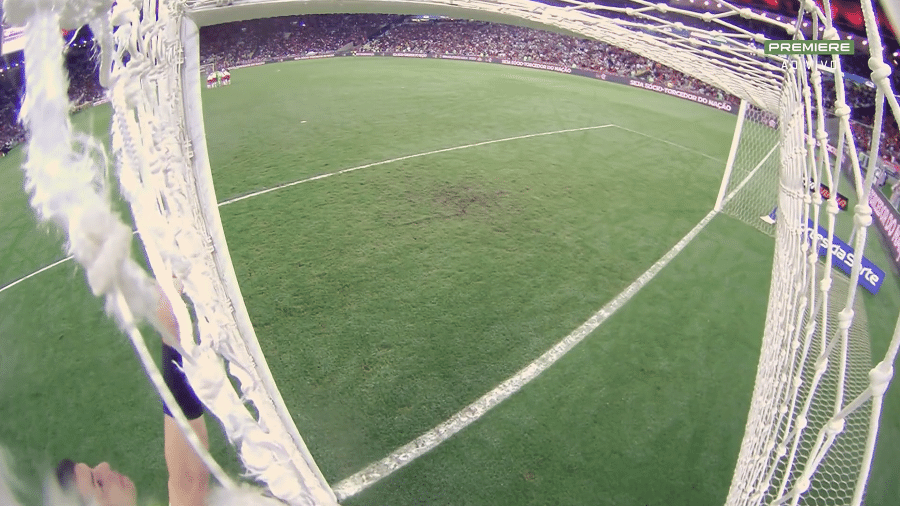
(715, 101), (782, 237)
(715, 99), (750, 213)
(200, 61), (215, 79)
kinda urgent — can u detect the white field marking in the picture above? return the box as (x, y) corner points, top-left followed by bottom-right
(0, 229), (145, 295)
(0, 125), (612, 294)
(332, 207), (720, 501)
(611, 124), (724, 162)
(218, 124), (614, 207)
(0, 256), (73, 295)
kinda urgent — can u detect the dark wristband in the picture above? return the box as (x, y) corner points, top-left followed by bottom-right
(162, 343), (204, 420)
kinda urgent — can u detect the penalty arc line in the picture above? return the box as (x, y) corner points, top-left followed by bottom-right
(218, 124), (615, 207)
(0, 124), (613, 295)
(331, 207), (720, 501)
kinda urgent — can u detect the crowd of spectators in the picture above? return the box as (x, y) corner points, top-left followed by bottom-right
(361, 19), (733, 102)
(821, 78), (876, 110)
(0, 81), (24, 153)
(816, 77), (900, 163)
(850, 117), (900, 164)
(0, 13), (895, 163)
(66, 42), (106, 107)
(0, 35), (104, 153)
(199, 14), (403, 69)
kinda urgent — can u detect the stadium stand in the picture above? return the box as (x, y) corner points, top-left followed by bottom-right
(0, 13), (895, 166)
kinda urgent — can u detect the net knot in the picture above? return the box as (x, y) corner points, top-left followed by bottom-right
(802, 0), (819, 12)
(656, 3), (669, 13)
(838, 307), (855, 330)
(815, 127), (828, 143)
(869, 361), (893, 397)
(826, 418), (845, 436)
(833, 102), (851, 119)
(822, 27), (839, 41)
(809, 69), (822, 87)
(854, 203), (872, 228)
(76, 207), (132, 297)
(826, 198), (840, 215)
(739, 8), (753, 18)
(868, 58), (892, 85)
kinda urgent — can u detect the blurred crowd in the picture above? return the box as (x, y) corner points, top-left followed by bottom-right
(850, 117), (900, 164)
(819, 77), (900, 163)
(360, 19), (733, 103)
(0, 37), (104, 153)
(0, 13), (896, 163)
(198, 14), (402, 69)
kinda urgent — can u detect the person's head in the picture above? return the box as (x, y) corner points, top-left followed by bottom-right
(55, 459), (137, 506)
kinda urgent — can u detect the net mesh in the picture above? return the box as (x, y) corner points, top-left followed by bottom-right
(201, 62), (216, 79)
(720, 102), (781, 236)
(723, 0), (900, 500)
(727, 265), (873, 505)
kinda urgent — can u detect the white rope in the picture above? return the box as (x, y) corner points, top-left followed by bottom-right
(10, 0), (234, 490)
(104, 1), (338, 503)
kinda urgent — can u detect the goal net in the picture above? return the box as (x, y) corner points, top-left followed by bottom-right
(200, 62), (216, 79)
(717, 101), (781, 237)
(7, 0), (900, 505)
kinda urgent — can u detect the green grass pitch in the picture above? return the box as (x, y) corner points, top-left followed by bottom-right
(0, 56), (898, 505)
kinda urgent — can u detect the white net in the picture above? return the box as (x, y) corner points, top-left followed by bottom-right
(201, 62), (216, 80)
(7, 0), (337, 504)
(6, 0), (900, 505)
(723, 0), (900, 503)
(717, 100), (781, 236)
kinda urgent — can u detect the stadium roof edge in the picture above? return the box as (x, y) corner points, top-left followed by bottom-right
(185, 0), (572, 36)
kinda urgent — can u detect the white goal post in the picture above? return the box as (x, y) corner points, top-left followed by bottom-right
(7, 0), (900, 505)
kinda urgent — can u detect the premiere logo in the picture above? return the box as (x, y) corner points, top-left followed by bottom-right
(765, 40), (855, 55)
